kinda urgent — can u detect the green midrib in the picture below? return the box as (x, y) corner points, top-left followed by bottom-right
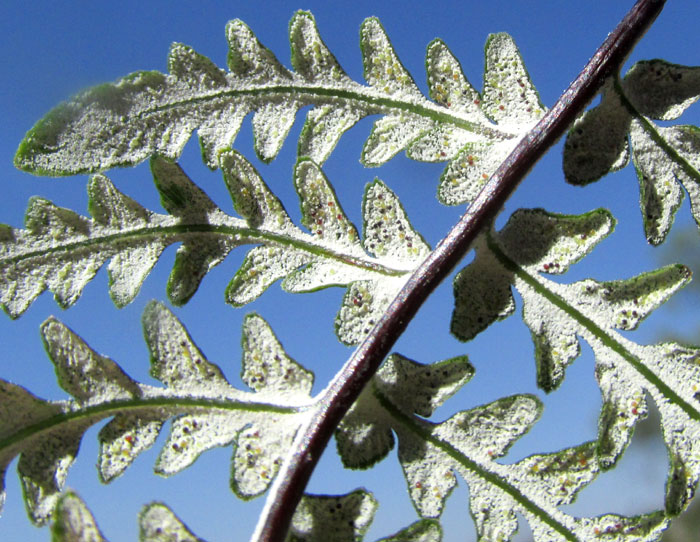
(486, 233), (700, 423)
(1, 221), (408, 278)
(613, 77), (700, 198)
(0, 394), (301, 452)
(373, 385), (579, 542)
(146, 81), (511, 141)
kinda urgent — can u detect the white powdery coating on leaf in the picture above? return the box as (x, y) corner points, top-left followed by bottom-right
(517, 278), (581, 391)
(362, 115), (434, 166)
(241, 313), (314, 400)
(497, 208), (614, 274)
(290, 12), (351, 84)
(426, 40), (489, 123)
(252, 101), (301, 161)
(299, 105), (365, 163)
(41, 318), (141, 405)
(464, 475), (519, 542)
(629, 120), (685, 244)
(482, 33), (545, 128)
(451, 239), (516, 342)
(335, 387), (395, 469)
(155, 412), (241, 476)
(18, 422), (89, 525)
(98, 413), (165, 482)
(375, 354), (474, 418)
(438, 138), (518, 206)
(143, 301), (236, 397)
(232, 414), (307, 498)
(633, 122), (700, 245)
(290, 491), (378, 542)
(295, 160), (363, 256)
(435, 395), (541, 462)
(363, 180), (430, 266)
(228, 246), (311, 305)
(335, 278), (403, 345)
(140, 502), (201, 542)
(564, 264), (690, 332)
(510, 442), (599, 508)
(52, 491), (106, 542)
(623, 59), (700, 120)
(377, 520), (442, 542)
(360, 18), (423, 100)
(407, 124), (483, 163)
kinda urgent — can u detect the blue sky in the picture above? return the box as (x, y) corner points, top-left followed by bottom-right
(2, 1), (700, 541)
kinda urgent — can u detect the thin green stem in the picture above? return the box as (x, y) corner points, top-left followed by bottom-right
(0, 394), (301, 453)
(374, 386), (578, 542)
(613, 77), (700, 188)
(486, 235), (700, 423)
(252, 2), (667, 541)
(147, 84), (512, 140)
(1, 221), (407, 281)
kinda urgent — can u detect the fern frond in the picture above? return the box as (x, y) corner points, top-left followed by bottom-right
(336, 353), (668, 542)
(0, 303), (313, 524)
(563, 61), (700, 244)
(14, 11), (543, 207)
(51, 491), (108, 542)
(52, 489), (441, 542)
(1, 152), (428, 344)
(452, 208), (700, 517)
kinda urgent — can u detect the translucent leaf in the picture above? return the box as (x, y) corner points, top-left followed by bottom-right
(564, 59), (700, 243)
(340, 362), (649, 541)
(395, 395), (542, 518)
(496, 208), (616, 274)
(425, 39), (489, 124)
(290, 12), (351, 84)
(563, 80), (631, 186)
(512, 441), (598, 507)
(362, 180), (430, 265)
(51, 491), (107, 542)
(360, 18), (423, 100)
(41, 317), (141, 404)
(3, 151), (426, 346)
(18, 420), (90, 525)
(630, 121), (700, 245)
(362, 115), (434, 167)
(375, 520), (442, 542)
(336, 354), (472, 469)
(15, 11), (533, 215)
(288, 490), (377, 542)
(0, 381), (63, 521)
(294, 159), (363, 254)
(437, 139), (518, 206)
(143, 301), (231, 395)
(482, 33), (545, 127)
(580, 511), (668, 542)
(623, 59), (700, 120)
(219, 151), (294, 232)
(451, 237), (516, 342)
(374, 354), (474, 418)
(253, 102), (302, 162)
(335, 385), (395, 470)
(140, 502), (204, 542)
(0, 305), (316, 525)
(98, 413), (165, 483)
(451, 208), (700, 521)
(227, 245), (311, 305)
(298, 105), (365, 164)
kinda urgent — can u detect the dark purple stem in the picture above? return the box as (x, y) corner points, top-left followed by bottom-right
(252, 1), (666, 540)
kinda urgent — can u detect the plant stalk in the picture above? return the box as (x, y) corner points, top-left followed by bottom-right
(251, 1), (666, 540)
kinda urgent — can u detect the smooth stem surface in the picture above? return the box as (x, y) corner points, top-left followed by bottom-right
(252, 1), (666, 540)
